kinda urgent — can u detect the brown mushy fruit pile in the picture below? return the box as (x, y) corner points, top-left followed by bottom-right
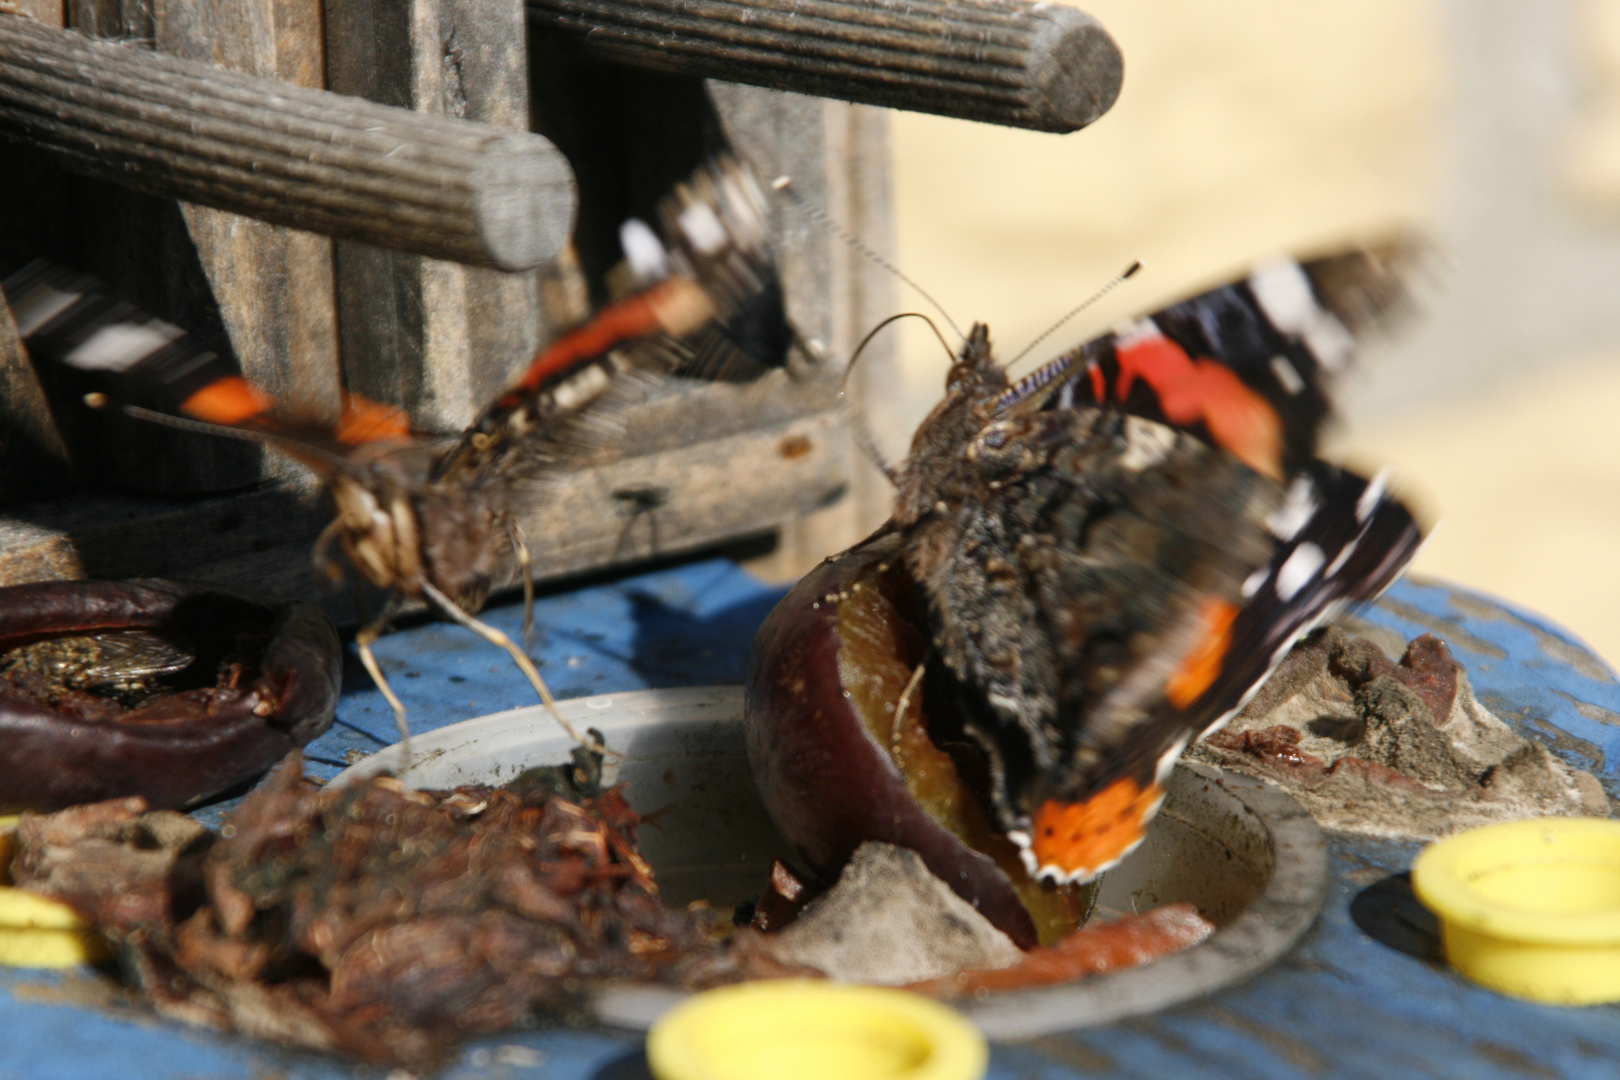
(9, 749), (706, 1069)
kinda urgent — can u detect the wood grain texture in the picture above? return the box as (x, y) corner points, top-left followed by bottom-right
(325, 0), (550, 434)
(0, 278), (75, 502)
(0, 404), (848, 624)
(526, 0), (1122, 132)
(0, 15), (575, 271)
(153, 0), (342, 429)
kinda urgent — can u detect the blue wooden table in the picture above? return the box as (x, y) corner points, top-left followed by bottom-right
(3, 557), (1618, 1080)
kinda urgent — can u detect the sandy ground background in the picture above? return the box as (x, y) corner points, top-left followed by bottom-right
(883, 0), (1620, 665)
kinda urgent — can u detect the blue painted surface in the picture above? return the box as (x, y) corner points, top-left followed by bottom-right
(4, 562), (1619, 1080)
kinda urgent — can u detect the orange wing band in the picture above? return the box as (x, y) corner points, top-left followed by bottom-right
(1114, 335), (1286, 481)
(511, 278), (706, 399)
(1165, 597), (1240, 709)
(1031, 777), (1165, 882)
(179, 376), (275, 426)
(334, 394), (412, 445)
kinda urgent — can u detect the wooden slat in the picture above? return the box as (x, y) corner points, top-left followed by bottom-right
(149, 0), (342, 428)
(527, 0), (1122, 133)
(0, 275), (74, 502)
(0, 15), (576, 272)
(325, 0), (550, 433)
(0, 401), (849, 623)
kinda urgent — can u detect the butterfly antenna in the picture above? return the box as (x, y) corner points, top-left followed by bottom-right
(419, 581), (618, 758)
(83, 394), (352, 470)
(839, 312), (954, 484)
(772, 175), (965, 341)
(1006, 260), (1143, 367)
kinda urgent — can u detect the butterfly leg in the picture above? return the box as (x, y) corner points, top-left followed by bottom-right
(419, 581), (614, 756)
(505, 518), (536, 648)
(355, 613), (412, 781)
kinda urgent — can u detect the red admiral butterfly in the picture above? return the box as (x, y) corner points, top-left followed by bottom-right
(887, 240), (1425, 884)
(5, 155), (773, 748)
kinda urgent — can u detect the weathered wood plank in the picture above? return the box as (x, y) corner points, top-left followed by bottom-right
(326, 0), (550, 434)
(0, 15), (576, 272)
(0, 404), (848, 623)
(151, 0), (342, 431)
(527, 0), (1122, 133)
(0, 275), (74, 503)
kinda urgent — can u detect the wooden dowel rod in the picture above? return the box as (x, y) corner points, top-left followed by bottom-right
(0, 16), (576, 272)
(526, 0), (1122, 133)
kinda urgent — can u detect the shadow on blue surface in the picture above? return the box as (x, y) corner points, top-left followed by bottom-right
(587, 1048), (655, 1080)
(1348, 872), (1443, 964)
(623, 587), (783, 687)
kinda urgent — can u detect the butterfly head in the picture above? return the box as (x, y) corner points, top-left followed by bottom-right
(892, 324), (1014, 526)
(323, 456), (500, 614)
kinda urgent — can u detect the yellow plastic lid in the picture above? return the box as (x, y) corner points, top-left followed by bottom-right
(647, 981), (988, 1080)
(0, 887), (110, 968)
(1412, 817), (1620, 1004)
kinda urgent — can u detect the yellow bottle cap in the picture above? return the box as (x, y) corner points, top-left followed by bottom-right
(647, 981), (988, 1080)
(1412, 816), (1620, 1004)
(0, 887), (110, 969)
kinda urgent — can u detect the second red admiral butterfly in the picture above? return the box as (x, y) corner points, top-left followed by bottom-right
(872, 240), (1425, 884)
(6, 155), (773, 752)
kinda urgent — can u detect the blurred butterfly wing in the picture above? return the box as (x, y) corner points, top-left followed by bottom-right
(996, 237), (1425, 480)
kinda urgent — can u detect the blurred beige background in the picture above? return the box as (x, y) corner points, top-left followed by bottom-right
(884, 0), (1620, 665)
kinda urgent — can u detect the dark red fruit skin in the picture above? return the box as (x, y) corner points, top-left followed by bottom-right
(0, 579), (341, 811)
(745, 532), (1040, 950)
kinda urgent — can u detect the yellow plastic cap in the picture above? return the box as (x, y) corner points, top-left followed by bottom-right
(647, 981), (988, 1080)
(0, 887), (110, 969)
(1412, 817), (1620, 1004)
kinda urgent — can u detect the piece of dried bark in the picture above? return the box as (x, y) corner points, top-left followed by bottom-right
(10, 750), (707, 1071)
(1189, 626), (1608, 838)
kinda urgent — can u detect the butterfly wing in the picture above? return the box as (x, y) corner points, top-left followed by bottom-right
(431, 153), (774, 491)
(3, 259), (412, 480)
(998, 238), (1422, 480)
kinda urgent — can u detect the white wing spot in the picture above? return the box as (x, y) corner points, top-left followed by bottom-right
(1249, 259), (1317, 331)
(1276, 542), (1326, 601)
(1267, 476), (1319, 540)
(1248, 257), (1355, 371)
(1357, 467), (1391, 522)
(1303, 317), (1356, 372)
(1242, 568), (1269, 598)
(549, 364), (612, 412)
(1269, 355), (1306, 395)
(1119, 416), (1178, 471)
(619, 218), (668, 282)
(65, 320), (182, 371)
(1111, 317), (1163, 349)
(678, 201), (728, 255)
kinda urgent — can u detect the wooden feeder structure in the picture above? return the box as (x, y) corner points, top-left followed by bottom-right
(0, 0), (1122, 617)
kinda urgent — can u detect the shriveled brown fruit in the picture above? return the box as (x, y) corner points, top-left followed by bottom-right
(0, 579), (340, 811)
(746, 532), (1094, 950)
